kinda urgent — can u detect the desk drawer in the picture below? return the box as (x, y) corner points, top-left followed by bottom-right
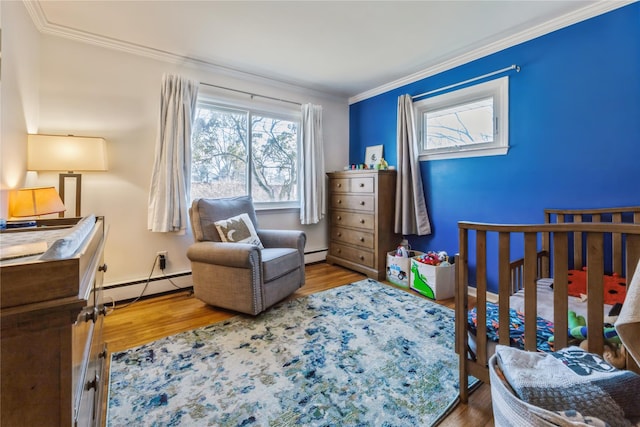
(329, 243), (374, 268)
(331, 226), (374, 249)
(330, 194), (375, 212)
(331, 211), (374, 230)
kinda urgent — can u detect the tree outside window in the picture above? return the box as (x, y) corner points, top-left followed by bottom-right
(191, 102), (299, 205)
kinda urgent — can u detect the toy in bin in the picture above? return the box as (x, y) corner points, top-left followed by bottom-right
(410, 250), (455, 300)
(414, 251), (450, 266)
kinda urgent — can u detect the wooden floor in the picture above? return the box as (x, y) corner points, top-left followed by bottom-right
(102, 262), (493, 426)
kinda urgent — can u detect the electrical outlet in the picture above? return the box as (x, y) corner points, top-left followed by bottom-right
(157, 251), (168, 270)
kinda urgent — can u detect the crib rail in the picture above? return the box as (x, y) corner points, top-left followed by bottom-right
(455, 220), (640, 403)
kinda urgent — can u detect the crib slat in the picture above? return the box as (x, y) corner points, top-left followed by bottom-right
(553, 232), (569, 350)
(627, 234), (640, 285)
(586, 232), (604, 355)
(524, 232), (538, 351)
(542, 212), (551, 277)
(612, 213), (623, 275)
(574, 216), (583, 269)
(498, 232), (511, 347)
(456, 227), (469, 403)
(476, 231), (488, 367)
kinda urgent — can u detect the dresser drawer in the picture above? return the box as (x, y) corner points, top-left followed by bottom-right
(330, 194), (375, 212)
(330, 178), (350, 193)
(331, 211), (375, 230)
(350, 177), (374, 193)
(330, 243), (374, 268)
(331, 226), (374, 249)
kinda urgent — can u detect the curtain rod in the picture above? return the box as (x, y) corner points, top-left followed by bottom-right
(411, 64), (520, 101)
(199, 81), (302, 106)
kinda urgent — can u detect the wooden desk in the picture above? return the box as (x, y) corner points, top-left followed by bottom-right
(1, 216), (108, 427)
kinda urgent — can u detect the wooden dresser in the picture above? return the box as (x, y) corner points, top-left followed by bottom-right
(326, 170), (401, 280)
(0, 216), (108, 427)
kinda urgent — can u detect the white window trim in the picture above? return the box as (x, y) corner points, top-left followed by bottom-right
(416, 76), (509, 161)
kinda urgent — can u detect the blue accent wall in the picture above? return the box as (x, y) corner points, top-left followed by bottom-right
(349, 4), (640, 291)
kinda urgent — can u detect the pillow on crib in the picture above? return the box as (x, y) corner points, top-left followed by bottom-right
(496, 345), (640, 424)
(567, 269), (627, 305)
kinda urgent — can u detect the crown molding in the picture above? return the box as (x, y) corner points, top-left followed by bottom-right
(348, 1), (635, 105)
(22, 1), (346, 103)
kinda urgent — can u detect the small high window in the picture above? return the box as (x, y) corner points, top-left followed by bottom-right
(415, 76), (509, 161)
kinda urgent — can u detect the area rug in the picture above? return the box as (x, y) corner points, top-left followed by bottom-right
(107, 279), (476, 426)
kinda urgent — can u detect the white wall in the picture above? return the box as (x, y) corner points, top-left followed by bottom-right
(0, 2), (40, 213)
(3, 3), (350, 300)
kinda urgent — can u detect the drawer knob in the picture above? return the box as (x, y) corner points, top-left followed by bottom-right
(359, 183), (364, 187)
(338, 199), (342, 204)
(99, 305), (108, 316)
(359, 255), (365, 260)
(99, 264), (108, 273)
(360, 201), (365, 206)
(337, 249), (342, 253)
(337, 216), (342, 220)
(360, 237), (365, 242)
(85, 374), (99, 391)
(337, 232), (342, 237)
(337, 183), (342, 188)
(360, 219), (365, 224)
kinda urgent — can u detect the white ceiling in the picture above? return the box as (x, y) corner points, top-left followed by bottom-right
(27, 1), (626, 99)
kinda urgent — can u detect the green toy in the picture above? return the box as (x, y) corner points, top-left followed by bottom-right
(548, 310), (621, 344)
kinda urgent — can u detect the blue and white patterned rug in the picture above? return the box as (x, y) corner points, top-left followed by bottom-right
(107, 279), (475, 426)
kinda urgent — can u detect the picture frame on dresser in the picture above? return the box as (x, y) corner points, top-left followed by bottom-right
(364, 145), (383, 168)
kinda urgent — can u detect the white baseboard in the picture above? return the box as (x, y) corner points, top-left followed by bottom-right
(104, 251), (327, 304)
(467, 286), (500, 303)
(103, 273), (193, 304)
(305, 249), (327, 264)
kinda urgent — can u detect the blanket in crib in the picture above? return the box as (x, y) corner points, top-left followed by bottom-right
(468, 302), (554, 352)
(495, 345), (640, 427)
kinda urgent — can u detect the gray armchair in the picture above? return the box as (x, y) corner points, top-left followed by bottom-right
(187, 196), (306, 315)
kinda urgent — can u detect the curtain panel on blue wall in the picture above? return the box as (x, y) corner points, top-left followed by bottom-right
(395, 94), (431, 236)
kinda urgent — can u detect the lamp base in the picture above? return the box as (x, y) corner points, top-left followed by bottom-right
(59, 173), (82, 218)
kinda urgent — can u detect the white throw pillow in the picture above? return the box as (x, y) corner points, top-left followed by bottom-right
(214, 213), (264, 249)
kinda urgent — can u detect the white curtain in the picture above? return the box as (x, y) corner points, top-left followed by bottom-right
(147, 74), (199, 233)
(395, 94), (431, 235)
(300, 103), (325, 225)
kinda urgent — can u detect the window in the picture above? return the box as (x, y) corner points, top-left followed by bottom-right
(415, 76), (509, 161)
(191, 100), (300, 207)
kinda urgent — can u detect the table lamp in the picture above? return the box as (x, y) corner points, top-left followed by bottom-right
(9, 186), (66, 218)
(27, 134), (108, 217)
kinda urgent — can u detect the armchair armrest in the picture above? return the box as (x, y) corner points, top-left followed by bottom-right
(187, 241), (260, 268)
(258, 229), (306, 251)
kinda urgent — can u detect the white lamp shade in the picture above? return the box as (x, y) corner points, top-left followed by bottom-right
(28, 134), (108, 172)
(10, 187), (66, 217)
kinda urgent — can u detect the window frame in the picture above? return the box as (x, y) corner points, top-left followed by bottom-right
(192, 96), (302, 210)
(415, 76), (509, 161)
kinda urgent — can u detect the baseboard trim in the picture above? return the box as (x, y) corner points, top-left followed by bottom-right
(103, 272), (193, 304)
(467, 286), (500, 303)
(105, 251), (328, 303)
(304, 249), (327, 264)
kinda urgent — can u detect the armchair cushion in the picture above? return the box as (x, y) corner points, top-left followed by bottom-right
(262, 248), (302, 282)
(214, 213), (264, 248)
